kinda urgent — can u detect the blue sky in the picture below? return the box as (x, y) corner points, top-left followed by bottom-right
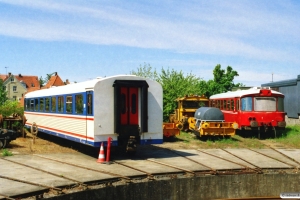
(0, 0), (299, 86)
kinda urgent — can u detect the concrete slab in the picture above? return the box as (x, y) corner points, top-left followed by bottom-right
(224, 148), (292, 169)
(277, 149), (300, 166)
(173, 149), (245, 170)
(34, 153), (146, 177)
(137, 148), (210, 171)
(116, 159), (183, 174)
(251, 149), (299, 168)
(199, 149), (256, 168)
(4, 154), (115, 183)
(0, 177), (44, 198)
(0, 158), (74, 187)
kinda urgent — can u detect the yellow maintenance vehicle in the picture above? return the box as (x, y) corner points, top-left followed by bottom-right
(163, 95), (238, 138)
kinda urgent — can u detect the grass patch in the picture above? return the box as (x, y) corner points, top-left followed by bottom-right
(1, 149), (13, 156)
(165, 125), (300, 149)
(270, 125), (300, 148)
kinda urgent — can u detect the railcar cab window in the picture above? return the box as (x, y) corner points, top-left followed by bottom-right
(66, 96), (73, 113)
(254, 97), (276, 111)
(182, 101), (205, 108)
(241, 97), (252, 111)
(75, 94), (83, 114)
(278, 97), (284, 112)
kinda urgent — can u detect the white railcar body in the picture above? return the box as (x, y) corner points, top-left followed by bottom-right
(24, 75), (163, 147)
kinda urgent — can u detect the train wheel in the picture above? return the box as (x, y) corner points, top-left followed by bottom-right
(0, 139), (7, 149)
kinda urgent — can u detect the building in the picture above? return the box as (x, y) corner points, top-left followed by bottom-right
(1, 73), (40, 102)
(0, 72), (67, 106)
(262, 75), (300, 124)
(42, 72), (65, 89)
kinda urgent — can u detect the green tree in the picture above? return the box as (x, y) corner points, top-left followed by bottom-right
(0, 100), (24, 117)
(130, 64), (208, 121)
(207, 64), (242, 96)
(159, 68), (207, 121)
(39, 76), (46, 87)
(130, 63), (159, 81)
(0, 79), (8, 105)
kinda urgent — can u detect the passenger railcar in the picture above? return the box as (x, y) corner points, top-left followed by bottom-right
(24, 75), (163, 151)
(209, 87), (286, 137)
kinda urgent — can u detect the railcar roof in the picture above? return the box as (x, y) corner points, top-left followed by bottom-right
(209, 87), (284, 99)
(25, 75), (142, 98)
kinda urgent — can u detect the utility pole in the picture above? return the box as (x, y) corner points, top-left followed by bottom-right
(272, 73), (273, 82)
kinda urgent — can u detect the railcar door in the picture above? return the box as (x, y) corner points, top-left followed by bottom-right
(120, 87), (139, 126)
(113, 80), (149, 150)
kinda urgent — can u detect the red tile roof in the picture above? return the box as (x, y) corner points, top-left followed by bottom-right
(0, 74), (8, 81)
(42, 74), (65, 89)
(15, 74), (40, 90)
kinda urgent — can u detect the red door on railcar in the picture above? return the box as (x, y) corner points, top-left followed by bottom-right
(120, 87), (139, 126)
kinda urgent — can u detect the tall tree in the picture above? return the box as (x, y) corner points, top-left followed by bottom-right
(207, 64), (242, 96)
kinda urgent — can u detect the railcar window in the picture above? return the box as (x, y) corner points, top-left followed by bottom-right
(223, 100), (227, 110)
(210, 100), (216, 107)
(30, 99), (34, 111)
(278, 97), (284, 112)
(254, 97), (276, 111)
(34, 99), (39, 111)
(131, 94), (136, 114)
(237, 99), (240, 111)
(75, 94), (83, 114)
(220, 100), (223, 110)
(40, 98), (44, 111)
(58, 96), (64, 113)
(25, 99), (30, 111)
(121, 94), (126, 114)
(51, 97), (56, 112)
(230, 99), (234, 110)
(45, 97), (50, 112)
(66, 96), (73, 113)
(241, 97), (252, 111)
(87, 94), (92, 115)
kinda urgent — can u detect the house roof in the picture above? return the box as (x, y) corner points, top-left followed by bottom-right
(14, 74), (40, 90)
(42, 74), (65, 89)
(0, 74), (8, 81)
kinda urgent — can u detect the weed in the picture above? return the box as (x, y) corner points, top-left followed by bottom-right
(1, 149), (13, 156)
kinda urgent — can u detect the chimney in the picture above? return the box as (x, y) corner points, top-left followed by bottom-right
(19, 74), (22, 77)
(65, 79), (70, 84)
(8, 72), (11, 77)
